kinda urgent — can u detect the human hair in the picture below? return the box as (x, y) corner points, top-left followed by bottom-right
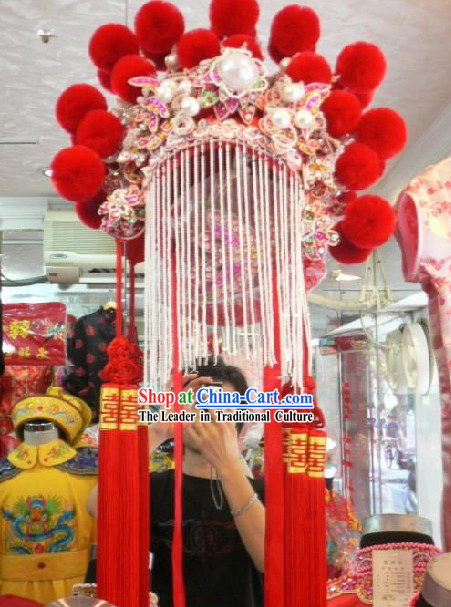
(194, 357), (248, 396)
(192, 357), (248, 434)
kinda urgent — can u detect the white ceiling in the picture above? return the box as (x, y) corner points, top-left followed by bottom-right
(1, 0), (451, 198)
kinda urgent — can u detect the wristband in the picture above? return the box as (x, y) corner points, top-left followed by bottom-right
(231, 492), (259, 518)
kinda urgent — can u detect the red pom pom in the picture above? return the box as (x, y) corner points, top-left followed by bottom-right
(51, 146), (105, 202)
(76, 110), (124, 159)
(269, 6), (320, 60)
(144, 52), (167, 71)
(110, 55), (156, 103)
(135, 1), (184, 55)
(286, 51), (332, 84)
(56, 84), (107, 134)
(321, 90), (362, 138)
(329, 222), (372, 264)
(342, 195), (397, 248)
(337, 190), (357, 205)
(355, 108), (407, 160)
(177, 29), (221, 69)
(268, 43), (284, 65)
(335, 142), (381, 190)
(75, 190), (106, 229)
(210, 0), (259, 37)
(336, 42), (386, 93)
(354, 89), (374, 108)
(97, 68), (112, 92)
(89, 24), (139, 70)
(223, 35), (263, 60)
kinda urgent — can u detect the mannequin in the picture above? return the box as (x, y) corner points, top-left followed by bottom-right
(412, 553), (451, 607)
(396, 156), (451, 549)
(0, 388), (97, 604)
(327, 514), (441, 605)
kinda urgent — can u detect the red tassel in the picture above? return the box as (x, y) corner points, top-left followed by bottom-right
(305, 427), (327, 607)
(283, 426), (309, 605)
(171, 251), (186, 607)
(264, 266), (285, 607)
(97, 385), (120, 605)
(116, 240), (123, 337)
(139, 424), (151, 603)
(129, 262), (136, 342)
(117, 387), (141, 607)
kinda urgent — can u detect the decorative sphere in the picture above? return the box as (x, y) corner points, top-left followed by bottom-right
(178, 79), (192, 96)
(180, 96), (200, 117)
(165, 54), (178, 69)
(272, 108), (292, 129)
(294, 108), (315, 129)
(282, 83), (305, 104)
(218, 52), (259, 92)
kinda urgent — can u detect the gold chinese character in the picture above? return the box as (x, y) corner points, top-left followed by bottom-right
(7, 320), (30, 340)
(36, 347), (49, 360)
(18, 347), (31, 358)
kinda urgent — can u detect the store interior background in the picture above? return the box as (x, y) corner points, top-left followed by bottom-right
(1, 0), (451, 546)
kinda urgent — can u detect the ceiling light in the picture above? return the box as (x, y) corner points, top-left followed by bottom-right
(36, 28), (56, 44)
(42, 167), (53, 177)
(329, 270), (361, 282)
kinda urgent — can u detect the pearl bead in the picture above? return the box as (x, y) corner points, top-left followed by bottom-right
(294, 108), (315, 129)
(165, 54), (178, 69)
(272, 108), (292, 129)
(218, 52), (258, 92)
(178, 79), (192, 96)
(180, 96), (200, 117)
(281, 83), (305, 104)
(279, 58), (291, 70)
(157, 81), (175, 103)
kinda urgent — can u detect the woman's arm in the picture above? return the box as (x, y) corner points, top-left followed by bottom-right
(184, 417), (265, 572)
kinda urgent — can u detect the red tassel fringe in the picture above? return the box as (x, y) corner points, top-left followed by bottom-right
(97, 385), (120, 605)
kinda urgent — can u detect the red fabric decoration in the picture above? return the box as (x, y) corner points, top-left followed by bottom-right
(89, 24), (139, 70)
(210, 0), (259, 38)
(56, 84), (107, 134)
(76, 110), (125, 159)
(355, 108), (407, 160)
(75, 190), (106, 229)
(336, 42), (386, 93)
(223, 34), (263, 60)
(329, 222), (372, 264)
(269, 5), (320, 61)
(286, 51), (332, 84)
(342, 195), (397, 248)
(111, 55), (157, 103)
(335, 142), (381, 190)
(97, 68), (112, 92)
(135, 1), (185, 55)
(177, 29), (221, 69)
(321, 90), (362, 138)
(51, 146), (105, 202)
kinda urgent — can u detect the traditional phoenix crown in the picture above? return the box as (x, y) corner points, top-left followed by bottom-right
(51, 0), (407, 385)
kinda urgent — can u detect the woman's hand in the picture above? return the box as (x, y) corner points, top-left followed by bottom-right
(184, 411), (241, 477)
(149, 374), (212, 449)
